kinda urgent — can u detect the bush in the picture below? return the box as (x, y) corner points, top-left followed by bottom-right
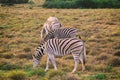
(25, 68), (46, 77)
(45, 70), (65, 79)
(0, 62), (21, 70)
(89, 73), (107, 80)
(6, 70), (26, 80)
(113, 50), (120, 56)
(108, 57), (120, 67)
(43, 0), (120, 8)
(0, 53), (14, 59)
(16, 53), (32, 59)
(96, 53), (108, 60)
(0, 0), (29, 4)
(0, 70), (5, 79)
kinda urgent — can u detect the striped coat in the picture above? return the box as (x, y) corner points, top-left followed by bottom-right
(33, 38), (86, 73)
(41, 17), (62, 38)
(44, 27), (79, 42)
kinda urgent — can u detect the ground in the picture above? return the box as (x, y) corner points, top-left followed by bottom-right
(0, 1), (120, 80)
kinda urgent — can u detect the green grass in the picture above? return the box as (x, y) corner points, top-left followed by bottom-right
(25, 68), (46, 77)
(6, 70), (26, 80)
(89, 73), (107, 80)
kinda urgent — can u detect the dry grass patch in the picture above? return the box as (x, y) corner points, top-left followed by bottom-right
(0, 4), (120, 79)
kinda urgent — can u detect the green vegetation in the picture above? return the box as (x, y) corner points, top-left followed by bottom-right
(0, 62), (21, 70)
(0, 0), (29, 4)
(43, 0), (120, 8)
(45, 70), (66, 80)
(6, 70), (26, 80)
(25, 68), (46, 77)
(89, 73), (107, 80)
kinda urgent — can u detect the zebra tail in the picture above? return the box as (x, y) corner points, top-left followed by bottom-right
(83, 45), (87, 64)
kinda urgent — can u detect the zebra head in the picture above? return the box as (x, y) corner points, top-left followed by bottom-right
(32, 41), (45, 69)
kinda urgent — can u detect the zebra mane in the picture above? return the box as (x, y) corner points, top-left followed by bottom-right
(38, 39), (45, 46)
(44, 31), (54, 42)
(32, 39), (45, 60)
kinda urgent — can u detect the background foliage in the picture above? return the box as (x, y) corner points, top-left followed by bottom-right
(43, 0), (120, 8)
(0, 0), (29, 4)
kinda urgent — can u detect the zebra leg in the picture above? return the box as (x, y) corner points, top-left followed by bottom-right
(45, 57), (50, 71)
(49, 54), (57, 70)
(72, 54), (79, 73)
(79, 53), (85, 72)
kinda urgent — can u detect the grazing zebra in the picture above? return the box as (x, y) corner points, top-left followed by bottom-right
(32, 38), (86, 73)
(41, 16), (62, 39)
(44, 27), (80, 42)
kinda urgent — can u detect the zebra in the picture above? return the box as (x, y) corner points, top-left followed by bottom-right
(41, 16), (62, 39)
(43, 27), (81, 42)
(32, 38), (86, 73)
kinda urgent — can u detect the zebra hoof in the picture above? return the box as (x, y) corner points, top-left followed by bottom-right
(45, 69), (48, 72)
(71, 71), (75, 74)
(71, 72), (75, 74)
(54, 68), (57, 71)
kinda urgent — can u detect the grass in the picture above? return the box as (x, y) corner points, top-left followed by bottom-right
(89, 73), (107, 80)
(6, 70), (26, 80)
(0, 0), (120, 79)
(25, 68), (46, 77)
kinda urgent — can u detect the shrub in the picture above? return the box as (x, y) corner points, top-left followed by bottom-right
(68, 76), (78, 80)
(0, 0), (29, 4)
(25, 68), (46, 77)
(0, 70), (6, 79)
(96, 53), (108, 60)
(95, 73), (107, 80)
(6, 70), (26, 80)
(0, 62), (21, 70)
(0, 53), (14, 59)
(105, 66), (112, 72)
(16, 53), (32, 59)
(89, 73), (107, 80)
(112, 31), (120, 36)
(95, 65), (112, 72)
(108, 57), (120, 67)
(113, 43), (120, 49)
(45, 70), (65, 79)
(23, 48), (31, 52)
(43, 0), (120, 8)
(113, 50), (120, 56)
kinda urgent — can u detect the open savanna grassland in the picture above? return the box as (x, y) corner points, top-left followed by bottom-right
(0, 3), (120, 80)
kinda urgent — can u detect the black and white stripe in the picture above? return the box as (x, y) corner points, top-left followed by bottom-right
(33, 38), (86, 73)
(44, 27), (79, 42)
(41, 17), (62, 39)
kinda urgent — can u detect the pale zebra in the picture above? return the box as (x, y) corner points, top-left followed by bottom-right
(41, 16), (62, 39)
(44, 27), (80, 42)
(32, 38), (86, 73)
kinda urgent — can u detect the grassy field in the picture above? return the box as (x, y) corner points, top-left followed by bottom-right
(0, 2), (120, 80)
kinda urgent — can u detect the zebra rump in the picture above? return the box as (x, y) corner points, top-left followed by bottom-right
(41, 16), (62, 39)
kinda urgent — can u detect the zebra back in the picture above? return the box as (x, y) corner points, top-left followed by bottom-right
(44, 27), (78, 42)
(45, 38), (84, 56)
